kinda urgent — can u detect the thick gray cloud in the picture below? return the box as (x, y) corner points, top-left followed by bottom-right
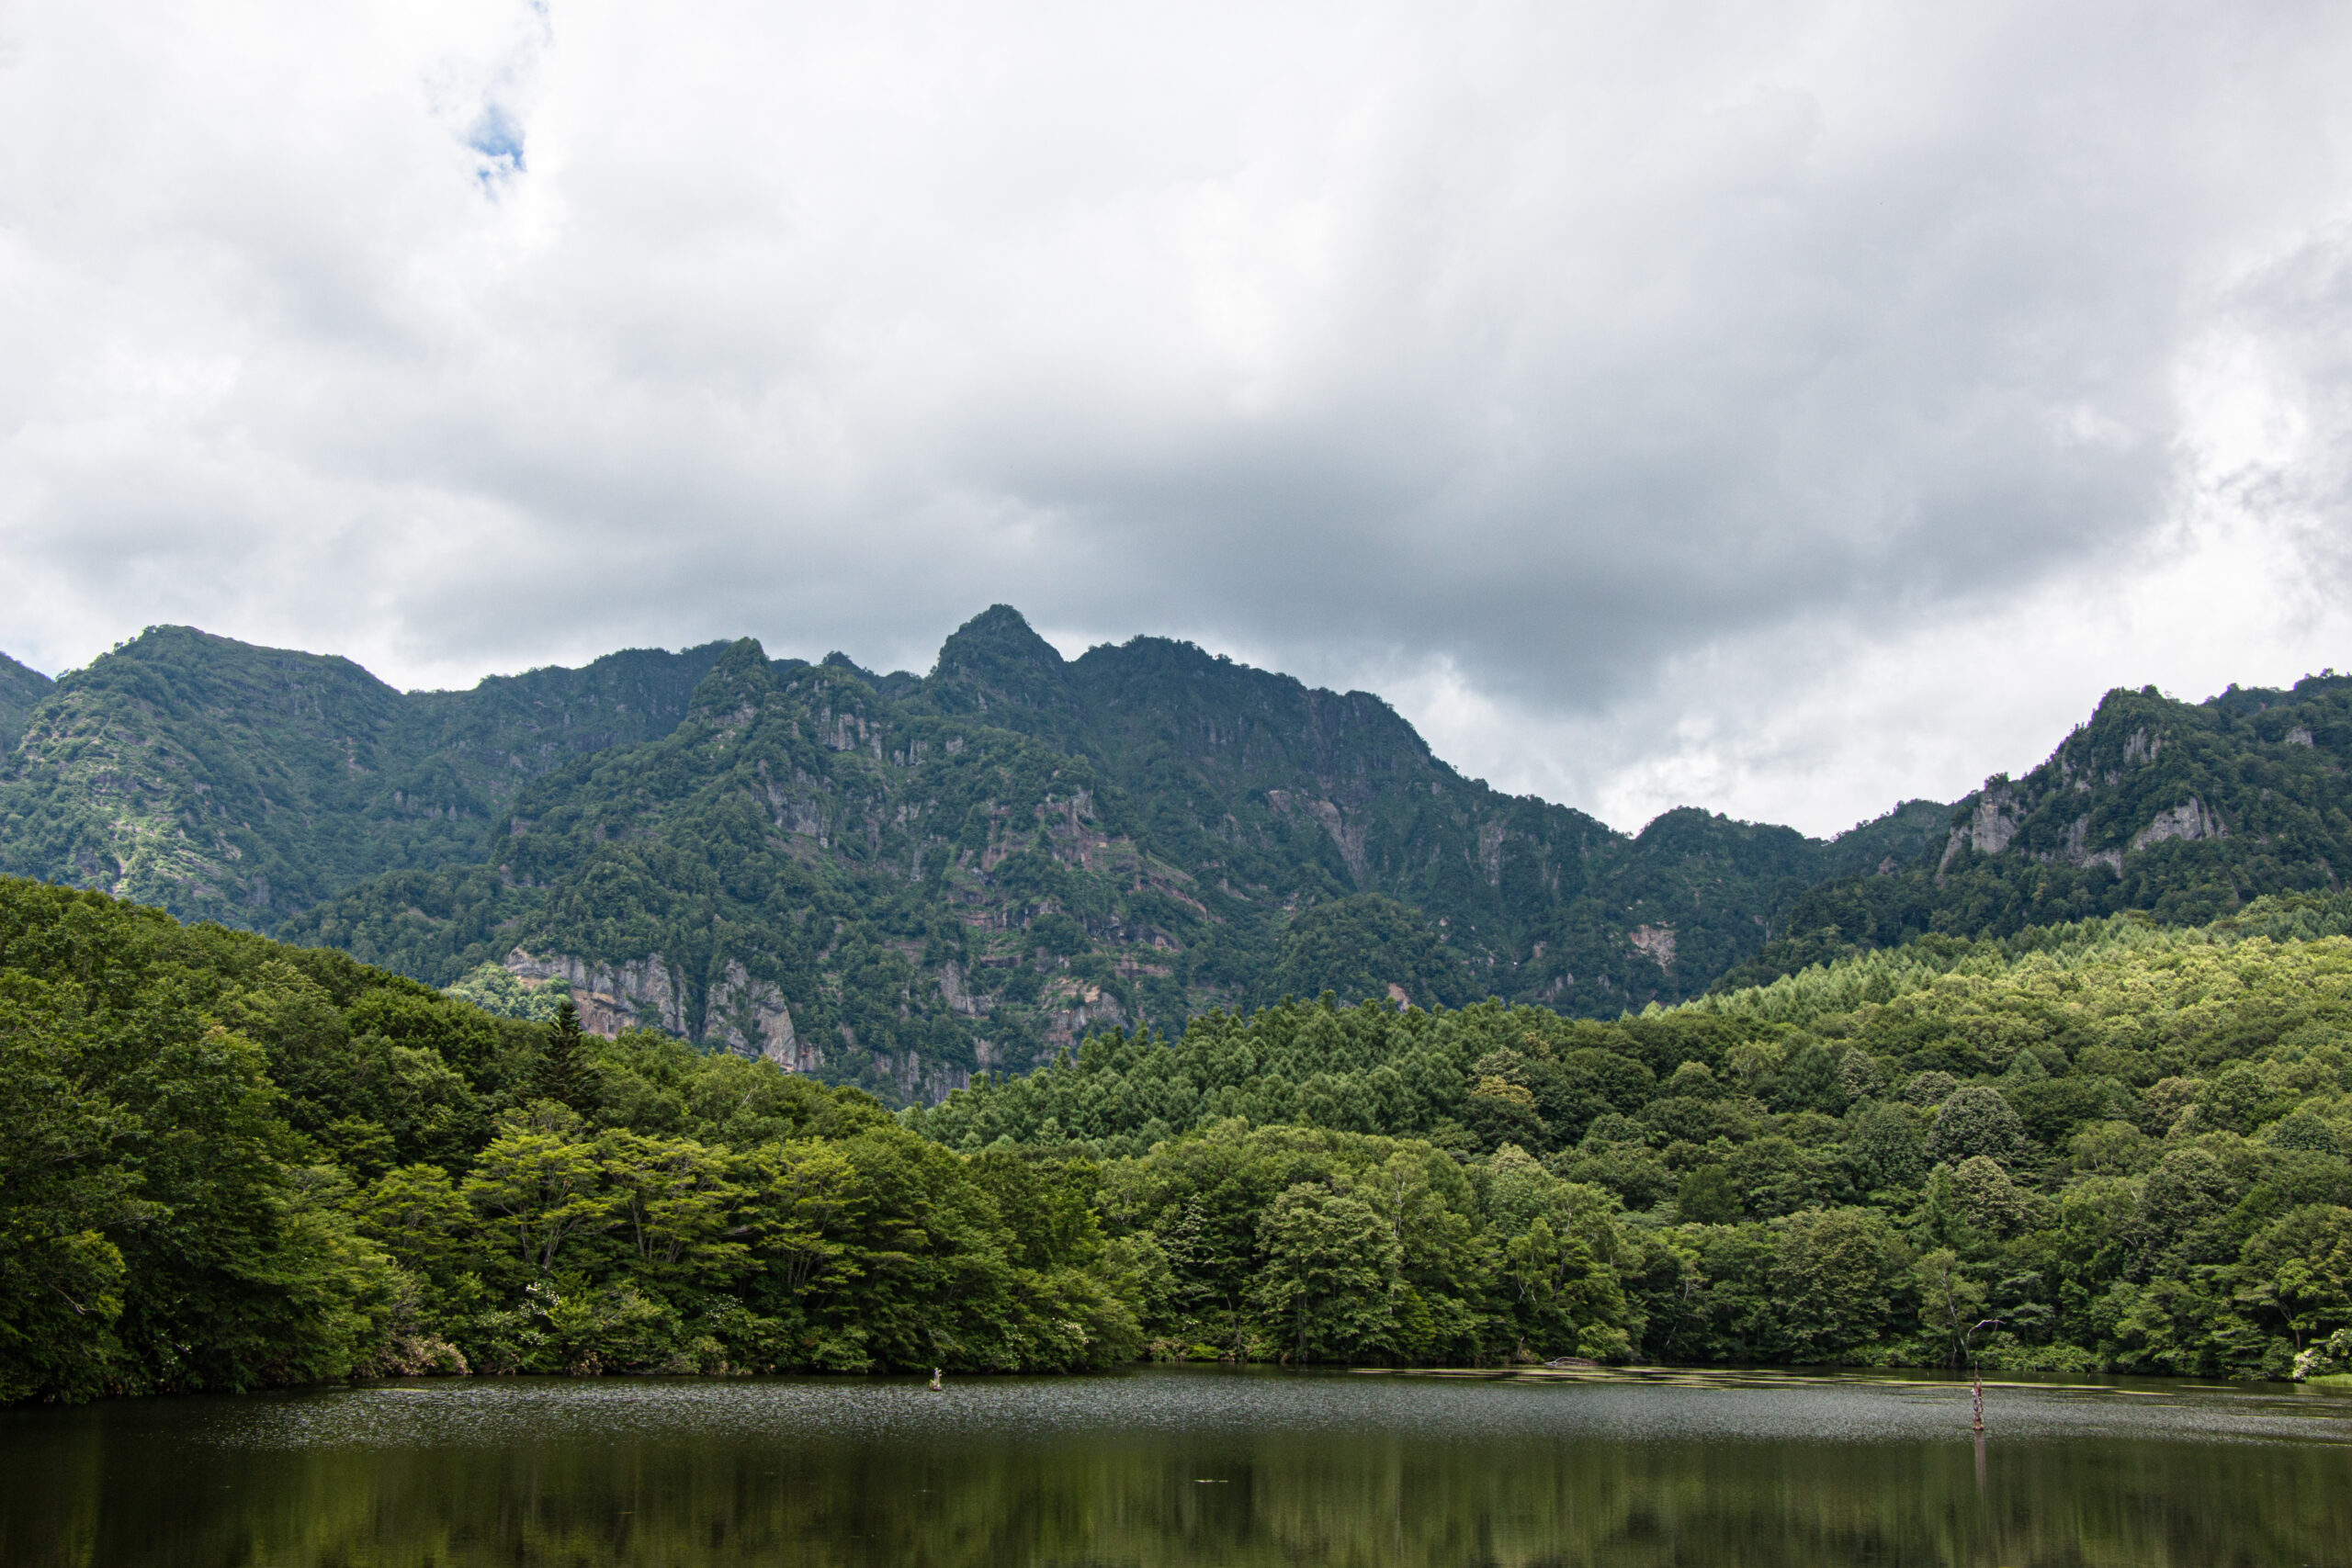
(6, 0), (2352, 833)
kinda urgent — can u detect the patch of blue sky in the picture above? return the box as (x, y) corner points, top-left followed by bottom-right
(467, 104), (525, 186)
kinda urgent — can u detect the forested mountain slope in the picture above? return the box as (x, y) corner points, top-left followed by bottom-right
(273, 611), (1945, 1100)
(0, 627), (729, 922)
(17, 608), (2348, 1109)
(0, 874), (1109, 1403)
(0, 609), (1947, 1102)
(1725, 675), (2352, 987)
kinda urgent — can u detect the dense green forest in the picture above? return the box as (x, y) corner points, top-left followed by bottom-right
(0, 875), (1138, 1403)
(6, 873), (2349, 1407)
(912, 900), (2352, 1378)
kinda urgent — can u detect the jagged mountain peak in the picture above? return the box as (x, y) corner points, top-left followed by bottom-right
(272, 603), (1985, 1102)
(926, 604), (1077, 723)
(32, 604), (2352, 1104)
(937, 604), (1060, 667)
(933, 604), (1068, 682)
(685, 637), (776, 721)
(813, 650), (922, 698)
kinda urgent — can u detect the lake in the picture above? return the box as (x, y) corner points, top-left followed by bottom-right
(3, 1366), (2347, 1566)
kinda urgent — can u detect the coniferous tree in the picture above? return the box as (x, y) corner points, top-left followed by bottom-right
(534, 998), (596, 1111)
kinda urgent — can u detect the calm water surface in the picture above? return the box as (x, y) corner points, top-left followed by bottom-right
(4, 1366), (2348, 1566)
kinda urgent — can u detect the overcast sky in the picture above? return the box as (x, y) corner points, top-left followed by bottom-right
(6, 2), (2352, 837)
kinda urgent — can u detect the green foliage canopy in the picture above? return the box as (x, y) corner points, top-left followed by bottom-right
(7, 876), (2352, 1404)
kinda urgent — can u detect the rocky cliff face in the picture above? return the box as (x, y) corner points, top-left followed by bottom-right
(504, 946), (827, 1072)
(702, 959), (817, 1071)
(2132, 796), (2227, 852)
(503, 948), (690, 1038)
(1933, 690), (2327, 880)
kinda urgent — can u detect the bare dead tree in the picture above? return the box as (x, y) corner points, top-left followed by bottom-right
(1959, 1316), (2004, 1432)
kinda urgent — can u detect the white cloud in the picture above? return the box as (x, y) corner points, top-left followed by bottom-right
(3, 0), (2351, 834)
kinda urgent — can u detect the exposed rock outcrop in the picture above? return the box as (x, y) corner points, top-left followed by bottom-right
(1477, 821), (1510, 886)
(704, 960), (820, 1071)
(1940, 784), (2024, 873)
(936, 961), (989, 1017)
(1303, 797), (1371, 885)
(503, 948), (687, 1038)
(2047, 814), (2124, 875)
(867, 1048), (972, 1103)
(1042, 983), (1127, 1051)
(2132, 797), (2227, 852)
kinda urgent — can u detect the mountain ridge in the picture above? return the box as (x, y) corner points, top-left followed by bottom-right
(1721, 671), (2352, 987)
(0, 608), (1940, 1100)
(2, 606), (2341, 1103)
(0, 626), (731, 920)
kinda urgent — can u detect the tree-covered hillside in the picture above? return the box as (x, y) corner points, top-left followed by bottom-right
(914, 896), (2352, 1377)
(276, 613), (1949, 1100)
(0, 627), (729, 924)
(1727, 676), (2352, 986)
(7, 875), (2347, 1405)
(0, 876), (1134, 1404)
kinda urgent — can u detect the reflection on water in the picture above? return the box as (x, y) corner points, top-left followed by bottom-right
(4, 1367), (2348, 1567)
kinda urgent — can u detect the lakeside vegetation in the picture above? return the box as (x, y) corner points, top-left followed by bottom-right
(4, 874), (2350, 1405)
(917, 899), (2352, 1377)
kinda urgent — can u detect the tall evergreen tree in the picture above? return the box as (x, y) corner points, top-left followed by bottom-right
(534, 999), (597, 1111)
